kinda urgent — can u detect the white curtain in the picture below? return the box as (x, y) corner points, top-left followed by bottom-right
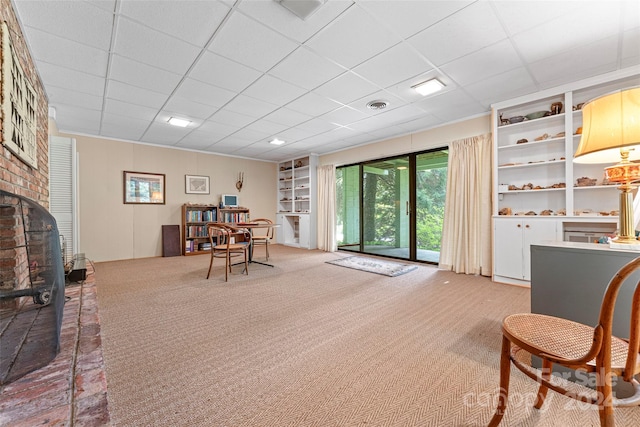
(317, 164), (337, 252)
(439, 133), (492, 276)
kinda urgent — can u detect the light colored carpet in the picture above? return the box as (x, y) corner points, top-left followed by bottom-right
(95, 244), (638, 426)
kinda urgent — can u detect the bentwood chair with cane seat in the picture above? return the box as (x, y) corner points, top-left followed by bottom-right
(250, 218), (274, 261)
(488, 256), (640, 427)
(206, 223), (251, 282)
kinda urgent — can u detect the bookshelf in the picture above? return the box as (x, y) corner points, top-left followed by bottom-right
(182, 204), (218, 256)
(219, 207), (250, 224)
(182, 205), (252, 256)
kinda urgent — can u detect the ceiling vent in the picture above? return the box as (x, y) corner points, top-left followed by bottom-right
(276, 0), (325, 20)
(366, 100), (389, 111)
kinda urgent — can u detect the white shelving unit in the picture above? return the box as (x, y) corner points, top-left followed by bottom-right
(276, 154), (317, 249)
(492, 70), (640, 286)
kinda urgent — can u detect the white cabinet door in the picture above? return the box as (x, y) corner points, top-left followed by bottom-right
(494, 218), (558, 281)
(494, 218), (525, 281)
(522, 219), (558, 280)
(298, 215), (310, 248)
(276, 214), (285, 244)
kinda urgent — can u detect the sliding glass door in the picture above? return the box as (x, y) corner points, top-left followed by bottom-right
(415, 151), (448, 262)
(362, 156), (411, 259)
(336, 148), (447, 264)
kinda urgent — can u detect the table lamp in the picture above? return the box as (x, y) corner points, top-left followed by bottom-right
(574, 86), (640, 245)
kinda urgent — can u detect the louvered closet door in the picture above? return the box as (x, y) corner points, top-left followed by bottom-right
(49, 136), (77, 264)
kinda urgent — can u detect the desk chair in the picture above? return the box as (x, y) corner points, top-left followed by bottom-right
(488, 256), (640, 426)
(206, 223), (250, 282)
(251, 218), (274, 261)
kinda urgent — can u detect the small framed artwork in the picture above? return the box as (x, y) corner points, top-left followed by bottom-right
(185, 174), (210, 194)
(123, 171), (165, 204)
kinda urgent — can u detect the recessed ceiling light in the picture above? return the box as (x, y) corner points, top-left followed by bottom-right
(269, 138), (285, 145)
(366, 100), (389, 110)
(412, 79), (445, 96)
(168, 117), (190, 127)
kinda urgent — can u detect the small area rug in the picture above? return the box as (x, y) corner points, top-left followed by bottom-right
(326, 255), (418, 277)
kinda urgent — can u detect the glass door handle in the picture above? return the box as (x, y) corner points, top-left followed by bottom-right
(406, 201), (410, 215)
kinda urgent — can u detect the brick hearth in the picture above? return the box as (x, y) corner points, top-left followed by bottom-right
(0, 268), (110, 426)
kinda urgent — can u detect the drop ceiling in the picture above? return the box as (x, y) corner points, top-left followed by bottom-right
(12, 0), (640, 162)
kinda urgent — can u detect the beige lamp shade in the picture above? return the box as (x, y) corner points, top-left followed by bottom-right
(574, 86), (640, 164)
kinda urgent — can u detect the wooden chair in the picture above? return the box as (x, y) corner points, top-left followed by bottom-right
(489, 256), (640, 427)
(250, 218), (274, 261)
(206, 223), (250, 282)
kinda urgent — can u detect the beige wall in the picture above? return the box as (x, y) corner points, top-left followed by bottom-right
(319, 114), (491, 166)
(59, 132), (276, 262)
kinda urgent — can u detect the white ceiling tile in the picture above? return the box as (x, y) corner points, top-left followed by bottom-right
(511, 3), (622, 63)
(23, 28), (109, 77)
(622, 0), (640, 30)
(320, 106), (369, 126)
(109, 56), (183, 94)
(195, 120), (239, 140)
(212, 137), (254, 149)
(208, 109), (256, 128)
(395, 114), (442, 134)
(231, 127), (272, 144)
(162, 97), (219, 121)
(528, 36), (619, 89)
(359, 0), (473, 39)
(14, 0), (114, 50)
(104, 98), (159, 121)
(189, 51), (262, 93)
(276, 127), (314, 143)
(243, 75), (307, 106)
(362, 104), (426, 128)
(306, 6), (402, 69)
(100, 112), (150, 141)
(238, 0), (354, 43)
(175, 130), (224, 150)
(491, 1), (580, 36)
(295, 118), (340, 134)
(208, 11), (299, 72)
(622, 27), (640, 61)
(408, 1), (507, 66)
(285, 92), (343, 117)
(172, 78), (236, 109)
(141, 122), (193, 145)
(415, 89), (487, 122)
(106, 81), (169, 109)
(313, 72), (380, 105)
(441, 39), (522, 87)
(262, 108), (313, 127)
(269, 47), (346, 90)
(353, 43), (433, 89)
(113, 18), (202, 75)
(37, 62), (106, 97)
(118, 0), (230, 47)
(53, 104), (102, 133)
(244, 120), (289, 137)
(464, 67), (537, 106)
(223, 95), (279, 119)
(46, 86), (104, 111)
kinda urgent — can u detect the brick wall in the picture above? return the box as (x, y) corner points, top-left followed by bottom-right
(0, 0), (50, 208)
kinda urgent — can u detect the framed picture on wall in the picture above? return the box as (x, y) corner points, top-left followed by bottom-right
(185, 175), (210, 194)
(123, 171), (165, 204)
